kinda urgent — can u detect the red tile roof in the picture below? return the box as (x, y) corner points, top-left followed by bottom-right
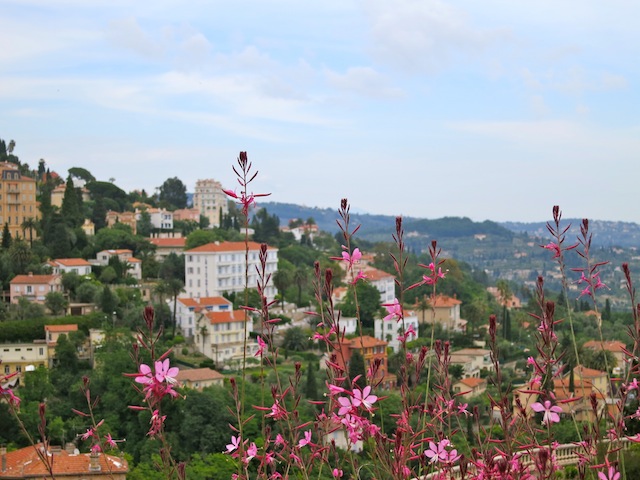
(44, 324), (78, 333)
(51, 258), (92, 267)
(431, 294), (462, 307)
(149, 237), (186, 247)
(205, 310), (250, 324)
(347, 335), (387, 349)
(458, 377), (486, 388)
(10, 274), (60, 285)
(176, 368), (224, 383)
(0, 444), (128, 478)
(178, 296), (232, 308)
(361, 266), (394, 281)
(186, 241), (275, 253)
(583, 340), (626, 353)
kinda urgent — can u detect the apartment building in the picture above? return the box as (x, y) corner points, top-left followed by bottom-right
(195, 309), (256, 365)
(146, 207), (174, 230)
(105, 210), (137, 234)
(0, 341), (48, 380)
(184, 241), (278, 301)
(193, 179), (228, 228)
(374, 311), (419, 352)
(94, 249), (142, 280)
(0, 162), (39, 240)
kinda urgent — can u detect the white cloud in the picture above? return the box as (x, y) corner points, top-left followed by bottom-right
(361, 0), (508, 73)
(324, 66), (403, 98)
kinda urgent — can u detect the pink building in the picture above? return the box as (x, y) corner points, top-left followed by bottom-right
(10, 273), (62, 304)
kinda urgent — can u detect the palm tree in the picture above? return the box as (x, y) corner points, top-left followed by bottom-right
(166, 278), (185, 337)
(21, 217), (38, 247)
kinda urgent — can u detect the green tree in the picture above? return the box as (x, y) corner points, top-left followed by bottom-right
(305, 361), (319, 401)
(68, 167), (96, 183)
(2, 222), (12, 249)
(339, 282), (382, 328)
(158, 177), (187, 209)
(349, 350), (366, 389)
(9, 239), (32, 274)
(45, 291), (68, 316)
(137, 210), (152, 237)
(76, 282), (100, 303)
(282, 326), (309, 352)
(20, 217), (38, 247)
(185, 229), (225, 250)
(99, 286), (118, 316)
(61, 175), (83, 227)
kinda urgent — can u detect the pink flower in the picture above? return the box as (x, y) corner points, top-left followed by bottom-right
(382, 298), (402, 321)
(332, 468), (344, 478)
(352, 386), (377, 411)
(350, 270), (367, 284)
(341, 247), (361, 268)
(245, 442), (257, 463)
(226, 435), (241, 453)
(255, 336), (267, 357)
(598, 466), (621, 480)
(424, 439), (460, 464)
(104, 433), (123, 448)
(543, 242), (561, 258)
(531, 400), (562, 425)
(297, 430), (312, 448)
(337, 395), (354, 416)
(135, 364), (153, 385)
(154, 359), (179, 384)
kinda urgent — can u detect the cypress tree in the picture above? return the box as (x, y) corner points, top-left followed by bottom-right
(349, 351), (366, 389)
(305, 361), (318, 401)
(1, 223), (12, 250)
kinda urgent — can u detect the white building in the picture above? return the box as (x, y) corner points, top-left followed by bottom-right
(146, 208), (174, 230)
(93, 249), (142, 280)
(364, 267), (396, 304)
(374, 312), (420, 352)
(174, 296), (233, 337)
(194, 309), (256, 365)
(193, 179), (228, 228)
(47, 258), (92, 276)
(184, 241), (278, 301)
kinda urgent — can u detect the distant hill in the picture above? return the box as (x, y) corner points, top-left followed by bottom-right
(260, 202), (514, 242)
(261, 202), (640, 249)
(501, 220), (640, 249)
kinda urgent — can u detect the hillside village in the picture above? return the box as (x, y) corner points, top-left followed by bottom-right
(1, 139), (639, 478)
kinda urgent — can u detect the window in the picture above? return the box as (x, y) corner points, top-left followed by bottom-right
(4, 365), (9, 374)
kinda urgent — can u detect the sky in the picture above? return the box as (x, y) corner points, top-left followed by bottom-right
(1, 0), (639, 224)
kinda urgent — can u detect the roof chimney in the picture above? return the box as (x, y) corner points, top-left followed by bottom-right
(65, 442), (75, 454)
(89, 452), (101, 472)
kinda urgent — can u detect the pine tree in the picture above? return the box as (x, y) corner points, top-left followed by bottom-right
(61, 175), (82, 228)
(349, 351), (366, 389)
(305, 362), (318, 401)
(1, 223), (12, 250)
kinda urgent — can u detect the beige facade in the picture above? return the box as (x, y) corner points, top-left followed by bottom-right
(0, 162), (39, 241)
(193, 179), (228, 228)
(195, 309), (257, 365)
(0, 342), (48, 380)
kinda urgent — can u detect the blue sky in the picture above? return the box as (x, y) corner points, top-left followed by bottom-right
(1, 0), (639, 223)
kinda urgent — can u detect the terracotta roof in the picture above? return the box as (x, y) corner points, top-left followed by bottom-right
(44, 324), (78, 333)
(205, 310), (249, 324)
(431, 294), (462, 307)
(52, 258), (92, 267)
(178, 296), (232, 308)
(126, 258), (141, 263)
(575, 366), (608, 377)
(458, 377), (486, 388)
(361, 266), (394, 281)
(10, 274), (60, 285)
(347, 335), (387, 349)
(186, 241), (276, 253)
(583, 340), (626, 353)
(0, 444), (128, 478)
(149, 237), (186, 247)
(176, 368), (224, 383)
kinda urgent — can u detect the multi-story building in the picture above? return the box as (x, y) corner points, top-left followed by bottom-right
(0, 341), (48, 380)
(332, 335), (396, 389)
(148, 235), (186, 261)
(174, 296), (233, 337)
(94, 249), (141, 280)
(184, 241), (278, 301)
(173, 207), (201, 222)
(193, 179), (228, 228)
(9, 273), (62, 304)
(417, 294), (466, 332)
(105, 210), (137, 234)
(374, 311), (419, 352)
(146, 207), (174, 230)
(0, 162), (39, 240)
(195, 309), (257, 365)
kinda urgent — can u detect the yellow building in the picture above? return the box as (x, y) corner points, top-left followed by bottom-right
(0, 162), (39, 240)
(0, 341), (48, 381)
